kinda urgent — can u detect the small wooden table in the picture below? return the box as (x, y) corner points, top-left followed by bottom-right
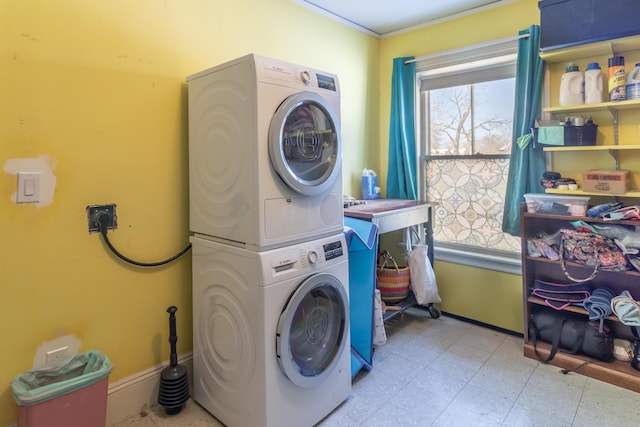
(344, 199), (439, 320)
(343, 199), (437, 261)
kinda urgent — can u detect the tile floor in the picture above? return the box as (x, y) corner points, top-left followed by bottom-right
(113, 309), (640, 427)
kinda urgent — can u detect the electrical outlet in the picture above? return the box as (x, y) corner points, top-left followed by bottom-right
(45, 346), (69, 365)
(87, 204), (117, 233)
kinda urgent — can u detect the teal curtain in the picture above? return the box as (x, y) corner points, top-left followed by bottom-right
(386, 57), (417, 200)
(502, 25), (546, 236)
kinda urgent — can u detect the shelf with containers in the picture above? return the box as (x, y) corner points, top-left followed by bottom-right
(539, 35), (640, 199)
(520, 34), (640, 391)
(543, 145), (640, 197)
(520, 204), (640, 393)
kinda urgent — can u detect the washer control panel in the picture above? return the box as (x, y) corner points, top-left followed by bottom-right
(269, 237), (345, 276)
(322, 240), (344, 261)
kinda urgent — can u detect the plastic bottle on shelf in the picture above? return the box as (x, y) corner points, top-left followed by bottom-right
(585, 62), (605, 104)
(559, 63), (584, 106)
(627, 63), (640, 100)
(608, 56), (626, 101)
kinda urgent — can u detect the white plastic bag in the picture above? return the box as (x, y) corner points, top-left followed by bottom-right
(406, 244), (441, 305)
(372, 289), (387, 346)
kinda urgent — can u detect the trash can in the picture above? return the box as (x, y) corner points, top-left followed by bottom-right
(12, 350), (113, 427)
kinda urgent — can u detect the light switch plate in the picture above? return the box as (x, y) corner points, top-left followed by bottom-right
(17, 171), (41, 203)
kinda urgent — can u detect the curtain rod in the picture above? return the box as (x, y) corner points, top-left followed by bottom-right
(404, 33), (529, 65)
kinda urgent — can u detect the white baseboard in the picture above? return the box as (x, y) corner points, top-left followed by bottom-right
(106, 353), (193, 426)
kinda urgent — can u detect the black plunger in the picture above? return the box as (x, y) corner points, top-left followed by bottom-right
(158, 306), (190, 415)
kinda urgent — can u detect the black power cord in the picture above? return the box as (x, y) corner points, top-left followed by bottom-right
(96, 211), (191, 267)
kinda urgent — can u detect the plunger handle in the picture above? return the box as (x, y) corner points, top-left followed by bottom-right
(167, 306), (178, 367)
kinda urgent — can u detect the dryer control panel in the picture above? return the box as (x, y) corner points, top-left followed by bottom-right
(254, 54), (340, 95)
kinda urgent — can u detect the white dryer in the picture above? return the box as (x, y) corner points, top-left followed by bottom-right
(187, 54), (343, 250)
(191, 234), (351, 427)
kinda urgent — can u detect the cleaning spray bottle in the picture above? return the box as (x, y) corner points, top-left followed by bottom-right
(608, 56), (626, 101)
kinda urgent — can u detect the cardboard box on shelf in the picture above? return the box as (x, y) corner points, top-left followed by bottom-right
(582, 170), (630, 194)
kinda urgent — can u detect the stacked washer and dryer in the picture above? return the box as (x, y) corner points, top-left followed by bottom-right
(187, 54), (350, 427)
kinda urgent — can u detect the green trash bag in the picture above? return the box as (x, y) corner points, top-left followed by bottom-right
(12, 350), (113, 406)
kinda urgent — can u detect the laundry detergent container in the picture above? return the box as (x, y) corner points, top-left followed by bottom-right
(12, 350), (112, 427)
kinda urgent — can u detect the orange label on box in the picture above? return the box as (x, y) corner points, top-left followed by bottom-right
(582, 170), (630, 194)
(584, 172), (626, 181)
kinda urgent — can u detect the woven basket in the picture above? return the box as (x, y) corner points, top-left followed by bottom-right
(377, 251), (410, 302)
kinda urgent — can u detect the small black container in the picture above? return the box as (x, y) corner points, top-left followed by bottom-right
(532, 123), (598, 148)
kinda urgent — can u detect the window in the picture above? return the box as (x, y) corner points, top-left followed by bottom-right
(416, 38), (522, 273)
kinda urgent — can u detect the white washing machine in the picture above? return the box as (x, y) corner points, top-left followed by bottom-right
(191, 233), (351, 427)
(187, 54), (343, 251)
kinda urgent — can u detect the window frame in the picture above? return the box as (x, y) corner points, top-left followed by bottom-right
(414, 37), (522, 274)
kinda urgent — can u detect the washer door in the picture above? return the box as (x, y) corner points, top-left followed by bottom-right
(276, 272), (348, 388)
(269, 92), (341, 196)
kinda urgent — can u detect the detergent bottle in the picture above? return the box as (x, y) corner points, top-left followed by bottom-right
(584, 62), (604, 104)
(559, 63), (584, 106)
(626, 63), (640, 100)
(361, 169), (380, 200)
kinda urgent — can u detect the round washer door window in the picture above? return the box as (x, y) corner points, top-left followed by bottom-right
(269, 91), (341, 196)
(276, 272), (348, 388)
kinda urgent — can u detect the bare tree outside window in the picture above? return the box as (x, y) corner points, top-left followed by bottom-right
(424, 78), (520, 253)
(429, 80), (514, 156)
(430, 87), (471, 155)
(416, 40), (521, 271)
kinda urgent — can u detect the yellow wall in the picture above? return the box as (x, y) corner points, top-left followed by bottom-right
(435, 261), (524, 332)
(377, 0), (540, 332)
(1, 0), (547, 422)
(0, 1), (379, 423)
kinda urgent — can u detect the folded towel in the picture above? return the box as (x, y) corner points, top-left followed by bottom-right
(531, 279), (591, 310)
(584, 288), (615, 333)
(611, 290), (640, 327)
(536, 126), (564, 146)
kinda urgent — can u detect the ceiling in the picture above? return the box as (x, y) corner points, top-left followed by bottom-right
(295, 0), (515, 37)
